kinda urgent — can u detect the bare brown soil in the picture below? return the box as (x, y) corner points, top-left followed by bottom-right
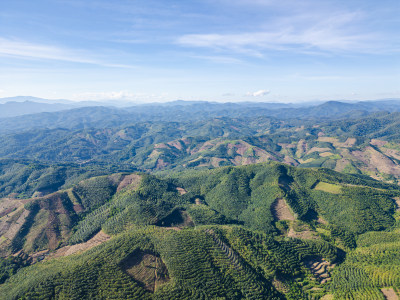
(176, 187), (187, 195)
(283, 155), (298, 166)
(381, 288), (399, 300)
(296, 139), (308, 157)
(395, 197), (400, 212)
(352, 146), (400, 176)
(382, 148), (400, 161)
(317, 216), (328, 225)
(342, 138), (357, 147)
(117, 174), (142, 192)
(167, 140), (183, 151)
(304, 258), (335, 284)
(121, 250), (169, 292)
(0, 208), (29, 242)
(155, 158), (168, 169)
(49, 231), (110, 259)
(370, 139), (388, 147)
(271, 198), (295, 222)
(195, 198), (203, 205)
(210, 157), (226, 168)
(287, 227), (319, 240)
(0, 198), (25, 218)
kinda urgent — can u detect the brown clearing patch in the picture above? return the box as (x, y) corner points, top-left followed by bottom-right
(304, 257), (334, 284)
(0, 198), (26, 218)
(381, 288), (399, 300)
(49, 230), (110, 259)
(382, 148), (400, 161)
(279, 143), (296, 149)
(167, 140), (183, 151)
(0, 208), (29, 243)
(287, 227), (319, 240)
(320, 152), (334, 157)
(211, 157), (226, 168)
(342, 138), (357, 147)
(334, 158), (351, 172)
(317, 216), (328, 225)
(156, 158), (169, 169)
(351, 146), (400, 175)
(318, 137), (338, 144)
(176, 187), (187, 195)
(117, 174), (142, 192)
(296, 140), (308, 157)
(394, 197), (400, 212)
(271, 198), (295, 222)
(195, 198), (203, 205)
(121, 250), (169, 292)
(320, 294), (334, 300)
(283, 155), (298, 166)
(370, 139), (388, 147)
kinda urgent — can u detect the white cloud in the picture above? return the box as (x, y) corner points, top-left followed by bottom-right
(246, 89), (270, 97)
(176, 9), (389, 55)
(0, 38), (135, 68)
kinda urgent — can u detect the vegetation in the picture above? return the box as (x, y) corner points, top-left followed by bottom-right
(1, 100), (400, 298)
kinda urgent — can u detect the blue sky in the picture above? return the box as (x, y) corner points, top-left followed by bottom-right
(0, 0), (399, 103)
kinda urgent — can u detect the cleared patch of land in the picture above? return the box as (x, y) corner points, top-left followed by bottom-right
(271, 198), (295, 222)
(304, 257), (335, 284)
(381, 288), (399, 300)
(121, 250), (169, 292)
(117, 174), (142, 192)
(50, 230), (110, 258)
(313, 182), (342, 194)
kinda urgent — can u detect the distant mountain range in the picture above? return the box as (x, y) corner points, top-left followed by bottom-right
(1, 96), (400, 119)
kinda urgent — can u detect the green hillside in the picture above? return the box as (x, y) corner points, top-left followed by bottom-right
(1, 163), (400, 299)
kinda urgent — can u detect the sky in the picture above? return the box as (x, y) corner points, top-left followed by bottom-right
(0, 0), (399, 103)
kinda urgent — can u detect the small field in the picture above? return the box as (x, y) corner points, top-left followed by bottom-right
(313, 182), (342, 194)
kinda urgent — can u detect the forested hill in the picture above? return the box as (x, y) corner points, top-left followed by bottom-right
(1, 99), (400, 299)
(1, 162), (400, 299)
(2, 112), (400, 194)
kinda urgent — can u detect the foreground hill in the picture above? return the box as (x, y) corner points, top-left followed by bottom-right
(1, 163), (400, 299)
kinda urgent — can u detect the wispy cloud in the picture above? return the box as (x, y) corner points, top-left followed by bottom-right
(246, 89), (270, 97)
(190, 55), (243, 64)
(0, 37), (135, 68)
(177, 10), (389, 56)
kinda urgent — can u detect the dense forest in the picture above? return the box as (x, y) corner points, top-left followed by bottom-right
(1, 100), (400, 299)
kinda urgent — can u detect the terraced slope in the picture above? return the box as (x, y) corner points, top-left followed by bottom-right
(1, 163), (400, 299)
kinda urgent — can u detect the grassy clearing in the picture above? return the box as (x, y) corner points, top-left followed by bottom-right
(314, 182), (342, 194)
